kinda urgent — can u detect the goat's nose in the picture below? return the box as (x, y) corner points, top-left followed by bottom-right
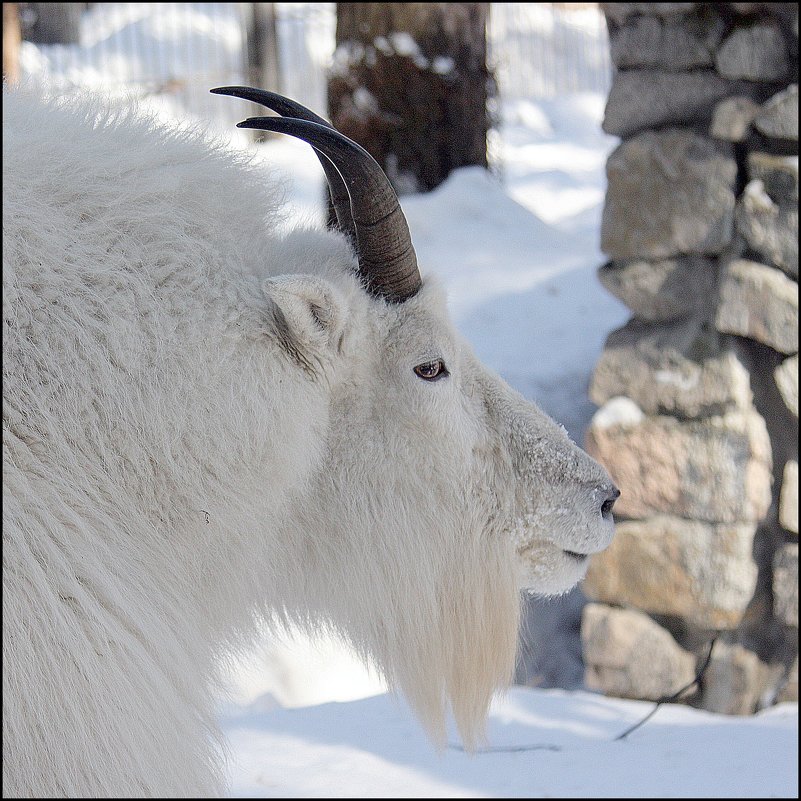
(599, 485), (620, 520)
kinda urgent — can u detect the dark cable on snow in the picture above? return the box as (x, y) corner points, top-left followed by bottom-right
(447, 743), (562, 753)
(446, 634), (720, 754)
(613, 633), (719, 742)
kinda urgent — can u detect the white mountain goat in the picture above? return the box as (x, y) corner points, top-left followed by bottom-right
(3, 86), (619, 797)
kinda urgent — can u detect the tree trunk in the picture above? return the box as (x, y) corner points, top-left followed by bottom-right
(245, 3), (282, 141)
(246, 3), (281, 93)
(328, 2), (491, 195)
(3, 3), (22, 86)
(26, 3), (82, 44)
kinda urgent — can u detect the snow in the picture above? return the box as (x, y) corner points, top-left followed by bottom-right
(386, 32), (422, 59)
(432, 56), (455, 75)
(591, 397), (645, 429)
(222, 689), (798, 798)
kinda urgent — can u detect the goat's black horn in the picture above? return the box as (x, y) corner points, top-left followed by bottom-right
(211, 86), (356, 247)
(237, 114), (422, 304)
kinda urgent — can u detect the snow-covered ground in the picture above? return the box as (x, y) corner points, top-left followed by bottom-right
(222, 688), (797, 798)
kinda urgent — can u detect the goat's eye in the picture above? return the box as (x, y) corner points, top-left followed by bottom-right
(413, 360), (448, 381)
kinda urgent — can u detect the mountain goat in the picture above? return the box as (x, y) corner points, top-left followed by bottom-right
(2, 86), (619, 797)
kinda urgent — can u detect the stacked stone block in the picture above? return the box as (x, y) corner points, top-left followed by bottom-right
(582, 3), (799, 712)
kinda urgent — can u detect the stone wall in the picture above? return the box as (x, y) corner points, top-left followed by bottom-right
(583, 2), (798, 713)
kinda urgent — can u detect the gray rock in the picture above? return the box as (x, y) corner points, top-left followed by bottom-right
(754, 84), (799, 141)
(590, 317), (753, 417)
(736, 179), (799, 279)
(581, 603), (697, 701)
(602, 130), (737, 260)
(609, 12), (722, 70)
(585, 402), (772, 523)
(715, 23), (790, 81)
(700, 641), (777, 714)
(598, 256), (718, 322)
(779, 461), (799, 536)
(715, 259), (799, 353)
(777, 656), (798, 703)
(602, 3), (697, 26)
(773, 543), (799, 626)
(775, 355), (799, 418)
(749, 152), (799, 205)
(728, 3), (769, 13)
(728, 2), (799, 19)
(583, 516), (759, 629)
(741, 153), (798, 279)
(710, 96), (761, 141)
(603, 70), (766, 138)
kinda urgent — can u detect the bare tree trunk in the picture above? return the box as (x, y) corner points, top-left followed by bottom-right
(329, 2), (491, 195)
(26, 3), (82, 44)
(3, 3), (22, 86)
(245, 3), (282, 141)
(246, 3), (281, 92)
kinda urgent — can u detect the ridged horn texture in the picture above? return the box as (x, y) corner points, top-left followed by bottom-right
(210, 86), (357, 248)
(211, 86), (422, 303)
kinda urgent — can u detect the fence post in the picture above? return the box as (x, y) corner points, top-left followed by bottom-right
(26, 2), (82, 44)
(3, 3), (21, 86)
(245, 3), (281, 139)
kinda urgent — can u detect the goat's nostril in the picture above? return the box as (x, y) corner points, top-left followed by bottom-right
(600, 486), (620, 519)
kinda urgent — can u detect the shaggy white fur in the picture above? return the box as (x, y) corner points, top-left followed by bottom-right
(3, 88), (616, 797)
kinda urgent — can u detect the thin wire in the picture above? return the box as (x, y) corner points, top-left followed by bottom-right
(447, 743), (562, 753)
(613, 634), (720, 742)
(443, 634), (721, 755)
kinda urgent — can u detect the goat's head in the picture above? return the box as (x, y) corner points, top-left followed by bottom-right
(214, 87), (618, 743)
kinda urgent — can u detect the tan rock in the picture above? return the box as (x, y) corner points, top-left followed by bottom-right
(711, 96), (760, 142)
(597, 256), (718, 323)
(715, 23), (790, 82)
(748, 153), (798, 206)
(773, 543), (798, 627)
(780, 461), (799, 536)
(736, 155), (798, 278)
(590, 317), (752, 418)
(583, 516), (758, 629)
(700, 641), (776, 715)
(715, 260), (799, 354)
(754, 84), (799, 141)
(586, 403), (772, 524)
(775, 355), (799, 418)
(602, 130), (736, 260)
(581, 603), (696, 701)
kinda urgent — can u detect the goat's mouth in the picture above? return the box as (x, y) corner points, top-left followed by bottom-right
(515, 539), (594, 594)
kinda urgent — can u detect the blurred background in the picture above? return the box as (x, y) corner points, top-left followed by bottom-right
(4, 1), (796, 727)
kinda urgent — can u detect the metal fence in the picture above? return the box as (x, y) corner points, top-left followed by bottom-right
(489, 3), (611, 99)
(17, 2), (610, 130)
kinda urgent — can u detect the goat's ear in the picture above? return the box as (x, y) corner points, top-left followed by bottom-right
(262, 276), (346, 357)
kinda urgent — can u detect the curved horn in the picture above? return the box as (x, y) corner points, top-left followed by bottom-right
(238, 115), (422, 304)
(210, 87), (356, 246)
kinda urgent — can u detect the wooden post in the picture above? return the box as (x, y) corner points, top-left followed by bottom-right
(245, 3), (281, 140)
(26, 3), (82, 44)
(3, 3), (22, 87)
